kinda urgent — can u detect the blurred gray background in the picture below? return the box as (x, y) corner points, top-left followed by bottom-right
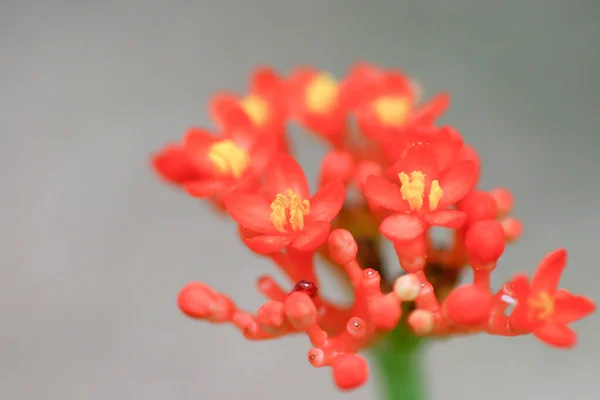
(1, 0), (599, 399)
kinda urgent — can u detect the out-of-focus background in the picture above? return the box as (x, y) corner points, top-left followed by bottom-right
(1, 1), (599, 399)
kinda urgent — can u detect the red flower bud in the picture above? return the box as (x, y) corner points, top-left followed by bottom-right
(465, 220), (506, 267)
(328, 229), (358, 265)
(444, 284), (492, 326)
(332, 354), (369, 391)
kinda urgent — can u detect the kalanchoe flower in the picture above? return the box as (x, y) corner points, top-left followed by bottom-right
(225, 153), (345, 254)
(151, 63), (596, 393)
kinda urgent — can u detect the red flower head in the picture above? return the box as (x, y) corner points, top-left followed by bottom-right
(210, 67), (289, 152)
(509, 249), (596, 348)
(151, 63), (596, 393)
(225, 153), (346, 254)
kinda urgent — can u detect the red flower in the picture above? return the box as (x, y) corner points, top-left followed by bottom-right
(509, 249), (596, 348)
(225, 154), (346, 253)
(287, 67), (347, 147)
(364, 146), (476, 230)
(210, 67), (289, 152)
(181, 120), (276, 199)
(364, 144), (476, 271)
(341, 62), (450, 143)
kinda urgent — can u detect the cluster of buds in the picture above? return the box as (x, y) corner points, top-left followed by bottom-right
(152, 63), (595, 391)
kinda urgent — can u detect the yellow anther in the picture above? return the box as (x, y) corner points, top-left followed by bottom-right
(305, 72), (339, 114)
(398, 171), (443, 211)
(240, 95), (269, 126)
(373, 96), (412, 126)
(428, 180), (443, 211)
(207, 140), (250, 178)
(269, 190), (311, 233)
(528, 291), (555, 320)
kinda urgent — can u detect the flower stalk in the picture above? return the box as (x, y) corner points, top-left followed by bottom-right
(373, 311), (426, 400)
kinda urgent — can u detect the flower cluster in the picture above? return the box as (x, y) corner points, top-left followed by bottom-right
(152, 63), (595, 391)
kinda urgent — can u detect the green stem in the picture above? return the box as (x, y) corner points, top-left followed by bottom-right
(372, 321), (426, 400)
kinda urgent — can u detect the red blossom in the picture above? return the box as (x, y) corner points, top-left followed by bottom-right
(340, 62), (450, 143)
(210, 67), (289, 152)
(180, 123), (276, 200)
(287, 67), (347, 147)
(225, 153), (346, 253)
(364, 144), (477, 271)
(508, 250), (596, 348)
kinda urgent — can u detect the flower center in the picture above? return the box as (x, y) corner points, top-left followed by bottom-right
(373, 96), (412, 126)
(240, 95), (269, 126)
(398, 170), (443, 211)
(305, 73), (339, 114)
(207, 140), (250, 178)
(528, 291), (555, 320)
(269, 189), (311, 233)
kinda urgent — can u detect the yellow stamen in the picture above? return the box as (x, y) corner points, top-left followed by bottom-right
(240, 95), (269, 126)
(269, 189), (311, 233)
(305, 73), (338, 114)
(398, 171), (444, 211)
(373, 96), (412, 126)
(207, 140), (250, 178)
(528, 291), (555, 320)
(428, 180), (443, 210)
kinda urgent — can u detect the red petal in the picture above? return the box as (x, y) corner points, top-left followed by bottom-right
(380, 214), (425, 242)
(533, 323), (577, 349)
(509, 275), (535, 332)
(251, 67), (281, 95)
(382, 70), (412, 94)
(245, 235), (292, 254)
(183, 127), (218, 173)
(184, 179), (229, 198)
(511, 274), (532, 300)
(423, 210), (467, 228)
(227, 123), (255, 149)
(410, 92), (450, 126)
(264, 153), (310, 199)
(552, 290), (596, 324)
(459, 145), (481, 178)
(291, 221), (331, 252)
(309, 179), (346, 222)
(209, 93), (240, 127)
(238, 224), (260, 241)
(248, 137), (277, 174)
(428, 126), (463, 171)
(151, 145), (201, 184)
(388, 144), (438, 181)
(531, 249), (567, 296)
(224, 193), (278, 234)
(437, 160), (477, 209)
(364, 175), (406, 212)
